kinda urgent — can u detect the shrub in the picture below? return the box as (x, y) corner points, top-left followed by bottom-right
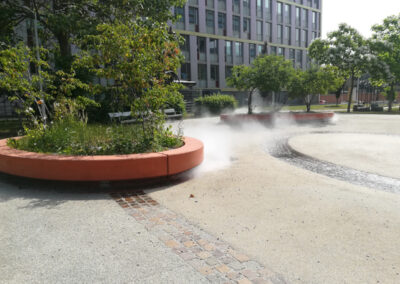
(8, 119), (183, 155)
(194, 93), (238, 115)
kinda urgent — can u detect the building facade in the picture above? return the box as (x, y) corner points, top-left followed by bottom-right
(173, 0), (322, 91)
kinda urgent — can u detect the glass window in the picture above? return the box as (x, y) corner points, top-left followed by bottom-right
(314, 0), (319, 9)
(285, 4), (291, 24)
(296, 7), (301, 26)
(206, 10), (215, 34)
(312, 31), (317, 40)
(233, 16), (240, 37)
(210, 65), (219, 87)
(206, 0), (214, 9)
(257, 45), (263, 55)
(285, 26), (291, 45)
(266, 22), (272, 42)
(243, 0), (250, 16)
(257, 0), (262, 18)
(250, 44), (256, 63)
(174, 7), (185, 29)
(225, 41), (233, 64)
(312, 12), (317, 29)
(278, 47), (284, 56)
(210, 39), (218, 62)
(232, 0), (240, 14)
(243, 18), (251, 39)
(271, 46), (277, 55)
(257, 21), (263, 41)
(218, 13), (226, 35)
(180, 35), (190, 61)
(296, 28), (301, 46)
(307, 0), (312, 7)
(265, 0), (272, 21)
(277, 2), (283, 23)
(225, 66), (233, 79)
(198, 64), (207, 88)
(301, 29), (307, 47)
(235, 42), (243, 64)
(189, 7), (199, 32)
(218, 0), (226, 11)
(180, 63), (191, 80)
(277, 25), (283, 43)
(289, 48), (295, 66)
(296, 49), (303, 68)
(189, 0), (198, 5)
(197, 37), (206, 61)
(302, 9), (308, 28)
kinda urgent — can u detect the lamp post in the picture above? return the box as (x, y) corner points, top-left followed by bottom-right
(22, 6), (47, 125)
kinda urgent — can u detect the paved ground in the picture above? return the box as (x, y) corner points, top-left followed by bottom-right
(1, 114), (400, 283)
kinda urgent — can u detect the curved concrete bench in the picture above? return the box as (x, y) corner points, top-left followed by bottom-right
(0, 137), (203, 181)
(220, 112), (334, 124)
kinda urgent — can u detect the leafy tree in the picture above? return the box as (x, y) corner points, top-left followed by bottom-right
(75, 20), (182, 141)
(288, 65), (343, 112)
(369, 14), (400, 112)
(308, 24), (369, 113)
(227, 55), (295, 114)
(0, 0), (185, 69)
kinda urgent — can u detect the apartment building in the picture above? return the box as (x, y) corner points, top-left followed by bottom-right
(173, 0), (322, 91)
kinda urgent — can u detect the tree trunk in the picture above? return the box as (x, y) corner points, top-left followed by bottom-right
(55, 32), (72, 70)
(248, 89), (254, 114)
(347, 75), (354, 113)
(388, 83), (395, 112)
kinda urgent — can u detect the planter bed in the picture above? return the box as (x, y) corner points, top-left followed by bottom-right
(220, 112), (334, 124)
(0, 137), (203, 181)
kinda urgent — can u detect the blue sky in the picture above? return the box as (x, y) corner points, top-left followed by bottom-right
(323, 0), (400, 38)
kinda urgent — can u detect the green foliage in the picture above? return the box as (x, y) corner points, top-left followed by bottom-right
(194, 94), (238, 115)
(369, 14), (400, 111)
(227, 55), (295, 114)
(308, 24), (370, 112)
(288, 65), (343, 112)
(8, 119), (182, 155)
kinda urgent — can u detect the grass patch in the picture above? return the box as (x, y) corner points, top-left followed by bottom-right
(8, 119), (183, 155)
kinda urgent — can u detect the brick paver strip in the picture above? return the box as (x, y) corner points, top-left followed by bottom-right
(111, 192), (287, 283)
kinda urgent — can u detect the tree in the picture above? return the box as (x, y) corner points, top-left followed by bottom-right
(227, 55), (295, 114)
(0, 0), (185, 69)
(369, 15), (400, 112)
(308, 24), (369, 113)
(288, 65), (343, 112)
(75, 19), (182, 141)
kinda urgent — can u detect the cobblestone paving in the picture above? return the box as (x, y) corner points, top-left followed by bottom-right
(111, 192), (287, 284)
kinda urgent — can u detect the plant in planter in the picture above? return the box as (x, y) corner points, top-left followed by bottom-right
(194, 93), (238, 115)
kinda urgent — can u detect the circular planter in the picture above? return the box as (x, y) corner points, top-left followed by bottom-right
(0, 137), (203, 181)
(220, 112), (334, 124)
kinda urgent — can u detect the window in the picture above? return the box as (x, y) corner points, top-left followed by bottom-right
(257, 45), (263, 55)
(265, 0), (272, 21)
(296, 49), (303, 68)
(210, 65), (219, 87)
(197, 37), (206, 62)
(257, 0), (262, 18)
(188, 7), (199, 32)
(289, 49), (295, 66)
(243, 18), (251, 39)
(307, 0), (312, 7)
(243, 0), (250, 16)
(175, 7), (185, 29)
(277, 2), (283, 23)
(277, 25), (283, 43)
(296, 7), (301, 26)
(296, 28), (301, 46)
(225, 66), (233, 79)
(285, 26), (291, 45)
(266, 22), (272, 42)
(278, 47), (284, 56)
(218, 13), (226, 35)
(180, 35), (190, 61)
(235, 42), (243, 64)
(218, 0), (226, 11)
(250, 44), (256, 63)
(206, 0), (214, 9)
(302, 9), (308, 28)
(180, 63), (191, 80)
(189, 0), (198, 5)
(314, 0), (320, 9)
(210, 39), (218, 62)
(206, 10), (215, 34)
(225, 41), (233, 64)
(301, 29), (307, 47)
(312, 12), (317, 29)
(271, 46), (277, 55)
(312, 31), (317, 40)
(198, 64), (207, 88)
(285, 4), (291, 24)
(233, 16), (240, 37)
(257, 21), (263, 41)
(232, 0), (240, 14)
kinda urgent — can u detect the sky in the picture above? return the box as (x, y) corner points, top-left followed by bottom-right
(322, 0), (400, 38)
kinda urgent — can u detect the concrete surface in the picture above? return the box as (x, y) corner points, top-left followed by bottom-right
(2, 114), (400, 284)
(289, 133), (400, 179)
